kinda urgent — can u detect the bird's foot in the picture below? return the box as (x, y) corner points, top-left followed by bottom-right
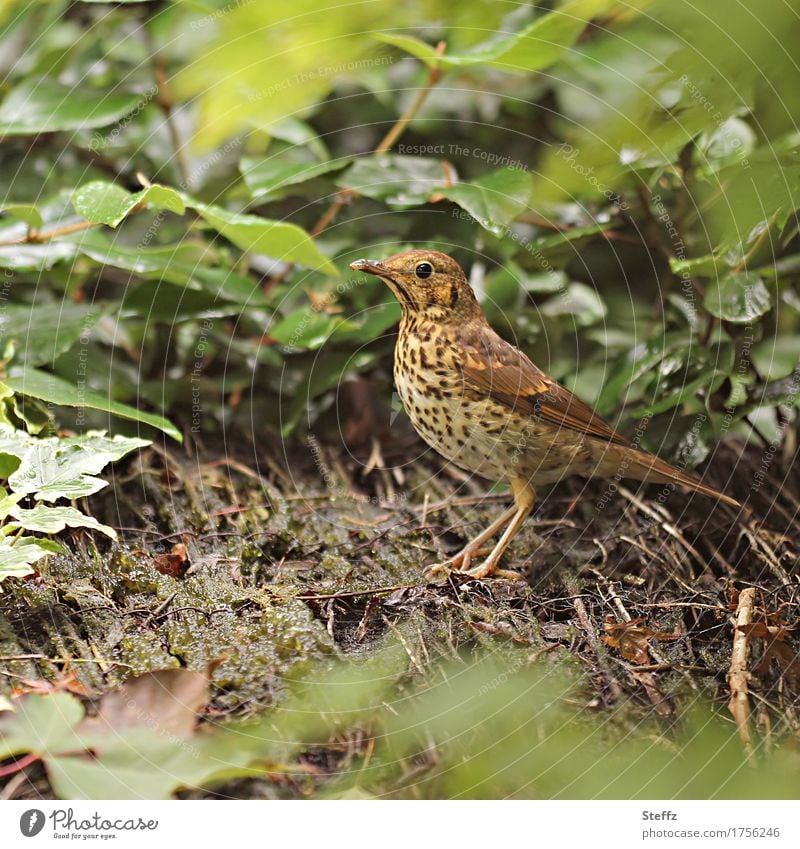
(426, 544), (491, 578)
(427, 547), (523, 581)
(463, 560), (524, 581)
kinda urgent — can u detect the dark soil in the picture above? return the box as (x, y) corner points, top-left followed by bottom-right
(1, 427), (799, 798)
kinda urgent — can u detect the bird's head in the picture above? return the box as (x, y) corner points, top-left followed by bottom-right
(350, 249), (482, 322)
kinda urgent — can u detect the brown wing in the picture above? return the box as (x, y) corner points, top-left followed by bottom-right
(458, 323), (631, 447)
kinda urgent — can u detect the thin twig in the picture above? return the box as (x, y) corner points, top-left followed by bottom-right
(0, 219), (96, 247)
(264, 42), (446, 293)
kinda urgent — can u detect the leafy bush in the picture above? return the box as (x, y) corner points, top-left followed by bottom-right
(1, 1), (799, 569)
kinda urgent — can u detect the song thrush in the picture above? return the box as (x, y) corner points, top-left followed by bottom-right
(350, 250), (739, 580)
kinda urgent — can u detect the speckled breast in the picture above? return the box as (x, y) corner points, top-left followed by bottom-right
(393, 322), (594, 485)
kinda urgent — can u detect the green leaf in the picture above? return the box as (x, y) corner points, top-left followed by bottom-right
(7, 430), (150, 501)
(8, 504), (116, 539)
(0, 242), (77, 271)
(0, 204), (43, 229)
(68, 181), (336, 275)
(751, 336), (800, 381)
(633, 370), (727, 417)
(0, 693), (83, 756)
(66, 230), (263, 306)
(0, 303), (101, 367)
(669, 254), (729, 279)
(375, 0), (615, 72)
(703, 272), (772, 323)
(269, 307), (339, 350)
(3, 367), (181, 441)
(541, 282), (607, 326)
(337, 155), (452, 207)
(0, 537), (65, 583)
(441, 168), (532, 236)
(193, 202), (338, 275)
(241, 155), (354, 200)
(0, 79), (144, 135)
(72, 182), (185, 227)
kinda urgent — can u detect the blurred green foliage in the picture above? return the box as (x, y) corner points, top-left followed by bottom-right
(0, 0), (798, 463)
(2, 642), (798, 799)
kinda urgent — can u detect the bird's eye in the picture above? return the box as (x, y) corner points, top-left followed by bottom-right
(415, 262), (434, 279)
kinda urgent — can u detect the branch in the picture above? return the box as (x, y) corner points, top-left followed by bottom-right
(728, 586), (756, 754)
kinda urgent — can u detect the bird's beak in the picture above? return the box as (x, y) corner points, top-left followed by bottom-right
(350, 258), (389, 277)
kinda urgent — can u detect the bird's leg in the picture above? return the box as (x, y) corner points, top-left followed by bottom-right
(427, 504), (516, 577)
(464, 480), (536, 580)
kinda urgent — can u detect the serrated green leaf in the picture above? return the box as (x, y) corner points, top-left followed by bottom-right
(3, 367), (180, 441)
(8, 504), (116, 539)
(0, 80), (144, 135)
(703, 272), (772, 323)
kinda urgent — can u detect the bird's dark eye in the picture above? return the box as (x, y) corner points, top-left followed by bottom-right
(415, 262), (434, 279)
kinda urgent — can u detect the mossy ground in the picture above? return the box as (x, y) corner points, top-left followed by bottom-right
(1, 431), (798, 798)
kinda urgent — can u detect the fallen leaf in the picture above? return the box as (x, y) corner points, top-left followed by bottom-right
(153, 542), (189, 578)
(601, 616), (680, 665)
(737, 620), (800, 686)
(77, 668), (208, 742)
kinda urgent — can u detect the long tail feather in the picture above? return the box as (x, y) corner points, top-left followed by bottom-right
(628, 450), (741, 508)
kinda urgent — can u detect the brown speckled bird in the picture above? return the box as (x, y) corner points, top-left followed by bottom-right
(350, 250), (739, 580)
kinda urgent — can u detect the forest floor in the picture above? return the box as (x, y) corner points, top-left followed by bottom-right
(1, 424), (799, 799)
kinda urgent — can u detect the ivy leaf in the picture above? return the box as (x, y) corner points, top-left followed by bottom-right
(0, 693), (83, 755)
(0, 80), (144, 135)
(7, 505), (117, 539)
(7, 431), (150, 501)
(441, 168), (532, 236)
(703, 272), (772, 323)
(3, 367), (180, 441)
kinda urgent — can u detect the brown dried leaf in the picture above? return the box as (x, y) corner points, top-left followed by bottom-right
(154, 542), (188, 578)
(601, 616), (679, 665)
(77, 669), (208, 742)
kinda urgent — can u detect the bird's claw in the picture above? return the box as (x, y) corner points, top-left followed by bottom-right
(427, 549), (523, 581)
